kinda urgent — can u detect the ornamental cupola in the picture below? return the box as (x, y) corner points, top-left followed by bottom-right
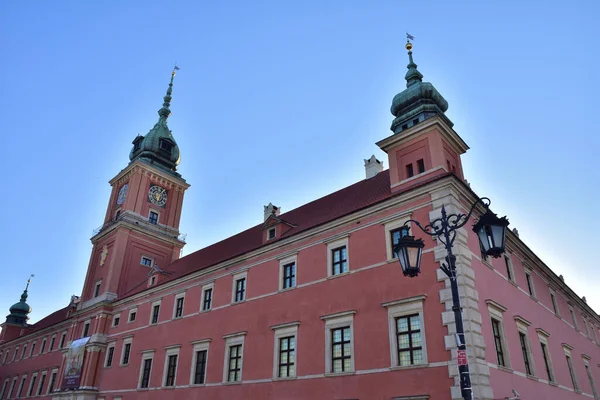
(6, 277), (33, 326)
(390, 40), (453, 134)
(129, 68), (181, 176)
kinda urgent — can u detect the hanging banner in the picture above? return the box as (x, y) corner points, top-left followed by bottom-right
(63, 337), (90, 389)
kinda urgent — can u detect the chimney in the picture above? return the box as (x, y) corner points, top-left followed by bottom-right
(264, 203), (280, 222)
(364, 155), (383, 179)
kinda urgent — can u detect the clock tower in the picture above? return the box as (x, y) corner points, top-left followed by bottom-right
(79, 69), (190, 308)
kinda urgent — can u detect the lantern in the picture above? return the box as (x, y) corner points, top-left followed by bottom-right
(394, 235), (425, 277)
(473, 209), (509, 258)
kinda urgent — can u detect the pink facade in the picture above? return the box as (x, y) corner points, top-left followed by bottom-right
(1, 54), (600, 400)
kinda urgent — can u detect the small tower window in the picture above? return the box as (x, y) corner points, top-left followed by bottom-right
(412, 118), (419, 126)
(149, 211), (159, 225)
(159, 139), (173, 153)
(141, 257), (153, 267)
(94, 282), (101, 298)
(406, 164), (414, 178)
(132, 136), (143, 152)
(417, 159), (425, 174)
(268, 227), (276, 240)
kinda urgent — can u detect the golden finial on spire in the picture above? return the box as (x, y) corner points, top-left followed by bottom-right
(406, 32), (415, 51)
(172, 63), (180, 76)
(25, 274), (34, 291)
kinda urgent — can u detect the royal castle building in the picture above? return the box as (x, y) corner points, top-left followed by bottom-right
(1, 43), (599, 400)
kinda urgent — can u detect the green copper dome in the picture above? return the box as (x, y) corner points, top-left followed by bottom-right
(390, 45), (453, 134)
(129, 71), (181, 176)
(6, 281), (32, 326)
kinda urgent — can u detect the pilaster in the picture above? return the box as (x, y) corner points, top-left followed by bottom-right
(430, 187), (494, 400)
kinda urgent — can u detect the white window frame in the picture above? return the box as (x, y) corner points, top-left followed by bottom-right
(148, 209), (160, 225)
(49, 334), (57, 352)
(149, 300), (161, 325)
(162, 345), (181, 387)
(47, 368), (58, 395)
(94, 280), (102, 297)
(148, 275), (156, 286)
(36, 370), (47, 396)
(524, 268), (536, 298)
(326, 237), (350, 277)
(583, 355), (598, 399)
(267, 227), (276, 240)
(321, 310), (355, 374)
(583, 316), (591, 339)
(82, 321), (91, 338)
(536, 328), (555, 383)
(60, 332), (67, 349)
(104, 342), (116, 367)
(138, 350), (155, 389)
(140, 255), (154, 267)
(383, 216), (412, 261)
(27, 372), (38, 397)
(173, 292), (186, 319)
(189, 339), (211, 386)
(112, 312), (121, 327)
(514, 315), (536, 377)
(383, 295), (428, 368)
(222, 332), (246, 383)
(201, 283), (214, 312)
(30, 341), (36, 357)
(563, 344), (580, 392)
(569, 305), (579, 331)
(16, 374), (27, 399)
(2, 349), (8, 363)
(487, 299), (511, 368)
(7, 377), (17, 399)
(128, 308), (138, 323)
(120, 336), (133, 366)
(231, 272), (248, 303)
(278, 254), (298, 291)
(549, 289), (560, 316)
(271, 322), (299, 379)
(21, 343), (28, 359)
(13, 346), (19, 361)
(0, 378), (8, 399)
(503, 254), (515, 283)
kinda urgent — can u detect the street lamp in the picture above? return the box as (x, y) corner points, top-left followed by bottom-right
(394, 197), (509, 400)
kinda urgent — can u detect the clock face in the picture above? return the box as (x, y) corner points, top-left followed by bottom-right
(117, 184), (128, 205)
(148, 185), (168, 207)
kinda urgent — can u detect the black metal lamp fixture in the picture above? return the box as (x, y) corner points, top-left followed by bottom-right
(472, 209), (509, 258)
(395, 235), (425, 277)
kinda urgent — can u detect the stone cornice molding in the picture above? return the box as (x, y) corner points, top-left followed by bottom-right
(536, 328), (551, 338)
(109, 160), (190, 191)
(485, 299), (507, 312)
(513, 315), (532, 326)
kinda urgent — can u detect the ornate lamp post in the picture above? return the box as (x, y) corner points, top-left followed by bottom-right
(394, 197), (509, 400)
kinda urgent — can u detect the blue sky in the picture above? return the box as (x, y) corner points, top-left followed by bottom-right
(1, 1), (599, 323)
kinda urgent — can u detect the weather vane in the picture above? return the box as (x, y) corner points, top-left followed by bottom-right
(406, 32), (415, 51)
(172, 64), (180, 76)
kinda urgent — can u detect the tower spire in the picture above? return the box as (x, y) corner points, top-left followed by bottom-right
(404, 35), (423, 87)
(158, 66), (179, 120)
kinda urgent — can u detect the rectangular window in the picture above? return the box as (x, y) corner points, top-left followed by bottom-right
(27, 375), (37, 397)
(227, 344), (243, 382)
(22, 345), (27, 359)
(129, 310), (137, 322)
(202, 288), (213, 311)
(235, 278), (246, 302)
(48, 371), (57, 394)
(94, 282), (101, 297)
(50, 336), (56, 351)
(165, 354), (178, 387)
(331, 246), (348, 275)
(396, 314), (423, 366)
(17, 376), (26, 398)
(525, 273), (534, 296)
(550, 292), (559, 315)
(519, 332), (532, 375)
(113, 316), (120, 326)
(278, 336), (296, 378)
(140, 358), (152, 388)
(149, 211), (159, 225)
(390, 227), (409, 259)
(0, 379), (7, 400)
(141, 257), (153, 267)
(193, 350), (207, 384)
(175, 296), (184, 318)
(566, 355), (579, 391)
(151, 304), (160, 324)
(331, 327), (352, 373)
(586, 364), (598, 398)
(268, 227), (276, 240)
(122, 343), (132, 365)
(41, 338), (47, 353)
(106, 345), (115, 367)
(7, 379), (16, 399)
(541, 342), (553, 382)
(282, 263), (296, 289)
(30, 342), (36, 357)
(417, 158), (425, 174)
(82, 322), (90, 338)
(504, 255), (513, 281)
(570, 308), (578, 330)
(37, 373), (46, 396)
(406, 163), (414, 178)
(13, 347), (18, 361)
(60, 333), (66, 348)
(491, 318), (506, 367)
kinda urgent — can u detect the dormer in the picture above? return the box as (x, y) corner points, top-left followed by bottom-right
(262, 204), (296, 243)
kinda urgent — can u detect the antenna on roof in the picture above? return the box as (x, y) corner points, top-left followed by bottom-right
(147, 264), (172, 277)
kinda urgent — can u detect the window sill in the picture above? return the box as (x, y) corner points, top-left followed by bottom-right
(222, 381), (242, 385)
(200, 309), (212, 313)
(483, 261), (494, 270)
(497, 366), (513, 373)
(526, 374), (539, 381)
(231, 300), (246, 306)
(272, 376), (297, 381)
(508, 280), (518, 288)
(389, 363), (428, 371)
(162, 386), (176, 390)
(549, 381), (559, 387)
(325, 371), (355, 377)
(136, 388), (150, 391)
(530, 296), (538, 303)
(575, 389), (583, 394)
(327, 271), (350, 280)
(189, 383), (206, 387)
(278, 286), (297, 293)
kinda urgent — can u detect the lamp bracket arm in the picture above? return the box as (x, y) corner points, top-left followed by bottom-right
(403, 219), (442, 238)
(440, 262), (452, 278)
(453, 197), (491, 230)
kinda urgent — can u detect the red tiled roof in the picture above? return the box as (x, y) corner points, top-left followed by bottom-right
(157, 171), (396, 285)
(28, 305), (71, 334)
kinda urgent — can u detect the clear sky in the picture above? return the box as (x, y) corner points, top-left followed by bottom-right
(1, 1), (599, 323)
